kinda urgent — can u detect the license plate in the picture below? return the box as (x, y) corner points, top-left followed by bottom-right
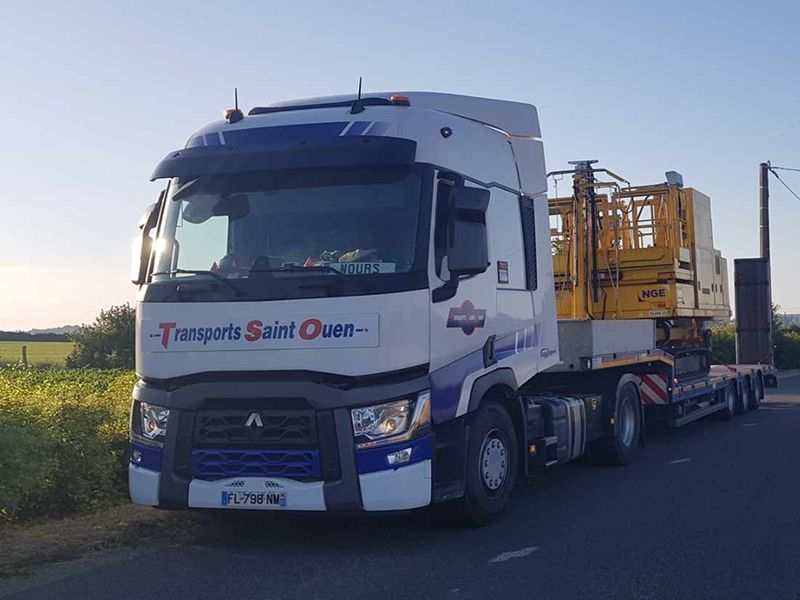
(220, 490), (287, 508)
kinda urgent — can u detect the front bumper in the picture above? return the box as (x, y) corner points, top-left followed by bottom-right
(128, 374), (433, 512)
(131, 458), (432, 512)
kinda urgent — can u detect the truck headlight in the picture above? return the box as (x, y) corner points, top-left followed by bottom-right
(140, 402), (170, 440)
(351, 391), (431, 449)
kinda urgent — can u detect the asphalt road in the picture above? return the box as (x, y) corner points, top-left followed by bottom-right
(5, 376), (800, 600)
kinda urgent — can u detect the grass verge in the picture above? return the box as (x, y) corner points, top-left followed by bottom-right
(0, 368), (135, 522)
(0, 505), (202, 578)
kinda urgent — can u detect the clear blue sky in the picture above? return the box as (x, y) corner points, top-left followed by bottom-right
(1, 0), (799, 329)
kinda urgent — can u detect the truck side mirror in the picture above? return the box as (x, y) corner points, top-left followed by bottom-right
(131, 193), (163, 285)
(447, 186), (490, 275)
(432, 183), (490, 303)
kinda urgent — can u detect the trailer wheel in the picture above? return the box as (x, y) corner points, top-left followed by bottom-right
(714, 383), (737, 421)
(744, 376), (758, 411)
(751, 373), (764, 410)
(459, 401), (518, 525)
(736, 378), (750, 415)
(591, 381), (641, 466)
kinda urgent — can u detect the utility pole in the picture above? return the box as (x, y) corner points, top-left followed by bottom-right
(760, 162), (770, 260)
(759, 161), (774, 367)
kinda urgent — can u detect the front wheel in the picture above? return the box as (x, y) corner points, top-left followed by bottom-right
(459, 401), (518, 525)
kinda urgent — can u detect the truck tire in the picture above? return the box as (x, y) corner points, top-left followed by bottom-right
(736, 378), (750, 415)
(714, 383), (737, 421)
(590, 381), (641, 466)
(459, 401), (518, 525)
(751, 373), (764, 410)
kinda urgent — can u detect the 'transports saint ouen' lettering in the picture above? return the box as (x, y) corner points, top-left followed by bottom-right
(244, 319), (356, 342)
(157, 318), (361, 349)
(158, 322), (242, 349)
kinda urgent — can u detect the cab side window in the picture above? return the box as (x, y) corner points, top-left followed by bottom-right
(433, 179), (453, 279)
(519, 196), (537, 290)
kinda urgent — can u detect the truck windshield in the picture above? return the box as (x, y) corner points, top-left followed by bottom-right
(150, 165), (429, 299)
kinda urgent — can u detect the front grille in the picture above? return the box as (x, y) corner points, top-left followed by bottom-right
(191, 448), (321, 481)
(194, 408), (317, 447)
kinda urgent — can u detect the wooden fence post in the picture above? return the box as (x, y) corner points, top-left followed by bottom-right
(21, 345), (28, 367)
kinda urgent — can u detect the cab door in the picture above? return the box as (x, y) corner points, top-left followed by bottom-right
(428, 175), (497, 422)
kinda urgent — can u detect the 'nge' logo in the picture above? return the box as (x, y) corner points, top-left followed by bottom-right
(638, 288), (667, 301)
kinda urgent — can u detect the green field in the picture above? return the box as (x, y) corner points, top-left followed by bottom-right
(0, 341), (74, 367)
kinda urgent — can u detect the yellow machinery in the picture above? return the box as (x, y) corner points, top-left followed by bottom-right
(548, 161), (730, 351)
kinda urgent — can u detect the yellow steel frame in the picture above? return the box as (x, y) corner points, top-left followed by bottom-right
(550, 167), (729, 345)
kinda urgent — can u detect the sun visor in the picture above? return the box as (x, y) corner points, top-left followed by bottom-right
(151, 137), (417, 180)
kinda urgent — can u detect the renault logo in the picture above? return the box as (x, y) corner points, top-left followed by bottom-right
(245, 412), (264, 428)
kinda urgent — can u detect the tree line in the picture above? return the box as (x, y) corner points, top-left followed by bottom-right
(0, 331), (72, 342)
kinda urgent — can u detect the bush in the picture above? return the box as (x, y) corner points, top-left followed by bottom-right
(710, 309), (800, 369)
(0, 368), (135, 522)
(775, 328), (800, 370)
(66, 304), (135, 369)
(709, 323), (736, 365)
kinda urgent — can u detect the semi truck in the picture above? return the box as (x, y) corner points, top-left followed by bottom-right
(129, 91), (776, 523)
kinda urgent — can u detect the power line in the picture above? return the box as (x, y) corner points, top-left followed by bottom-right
(768, 167), (800, 203)
(770, 166), (800, 173)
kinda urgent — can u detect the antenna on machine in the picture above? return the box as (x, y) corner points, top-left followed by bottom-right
(234, 87), (239, 111)
(350, 77), (365, 114)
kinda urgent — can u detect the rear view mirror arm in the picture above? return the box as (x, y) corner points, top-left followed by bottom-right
(432, 276), (459, 303)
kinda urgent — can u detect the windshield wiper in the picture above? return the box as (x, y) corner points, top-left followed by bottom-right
(152, 269), (245, 297)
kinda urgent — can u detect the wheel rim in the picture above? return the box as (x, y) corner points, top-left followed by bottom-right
(480, 429), (508, 494)
(619, 398), (636, 447)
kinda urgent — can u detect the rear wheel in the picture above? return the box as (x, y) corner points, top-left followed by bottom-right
(714, 383), (737, 421)
(459, 401), (518, 525)
(590, 381), (641, 465)
(736, 379), (750, 415)
(751, 373), (764, 410)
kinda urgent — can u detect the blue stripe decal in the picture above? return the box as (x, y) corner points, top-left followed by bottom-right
(222, 122), (349, 146)
(130, 442), (162, 471)
(429, 323), (538, 423)
(429, 347), (484, 423)
(185, 121), (392, 148)
(365, 122), (390, 136)
(185, 122), (348, 148)
(495, 324), (538, 362)
(343, 121), (371, 136)
(356, 435), (433, 474)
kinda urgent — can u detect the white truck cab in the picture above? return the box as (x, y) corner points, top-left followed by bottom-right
(129, 92), (558, 519)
